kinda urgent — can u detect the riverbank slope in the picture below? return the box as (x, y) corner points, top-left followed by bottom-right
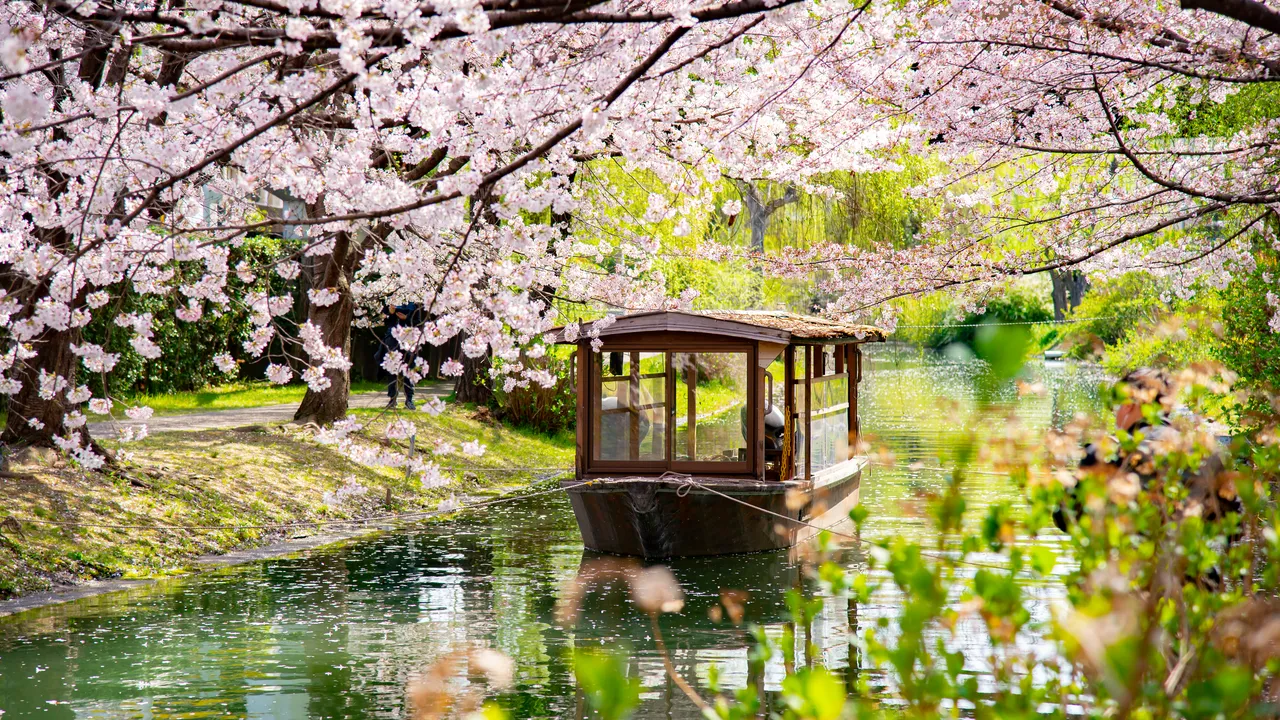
(0, 407), (573, 601)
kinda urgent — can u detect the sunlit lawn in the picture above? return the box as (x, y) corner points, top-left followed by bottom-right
(87, 380), (390, 417)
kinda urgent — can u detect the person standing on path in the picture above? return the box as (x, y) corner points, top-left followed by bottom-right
(380, 302), (420, 409)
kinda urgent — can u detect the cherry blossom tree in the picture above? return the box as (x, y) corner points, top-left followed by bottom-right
(0, 0), (895, 472)
(741, 0), (1280, 325)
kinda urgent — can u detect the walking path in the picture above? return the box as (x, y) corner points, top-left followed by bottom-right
(87, 382), (452, 438)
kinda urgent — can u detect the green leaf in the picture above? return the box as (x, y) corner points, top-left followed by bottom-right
(848, 504), (869, 527)
(573, 649), (641, 720)
(780, 667), (847, 720)
(1029, 546), (1057, 576)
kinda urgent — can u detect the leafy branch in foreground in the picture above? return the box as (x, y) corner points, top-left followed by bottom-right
(503, 359), (1275, 719)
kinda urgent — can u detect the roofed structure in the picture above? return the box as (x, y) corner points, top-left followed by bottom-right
(552, 310), (886, 345)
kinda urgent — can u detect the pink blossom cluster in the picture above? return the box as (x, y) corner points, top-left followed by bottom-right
(0, 0), (896, 466)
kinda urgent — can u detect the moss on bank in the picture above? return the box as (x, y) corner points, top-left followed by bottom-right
(0, 407), (574, 600)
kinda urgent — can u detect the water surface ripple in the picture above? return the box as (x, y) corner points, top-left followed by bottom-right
(0, 347), (1108, 718)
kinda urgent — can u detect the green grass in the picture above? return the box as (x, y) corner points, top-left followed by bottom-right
(351, 405), (575, 475)
(87, 380), (391, 417)
(1, 404), (574, 600)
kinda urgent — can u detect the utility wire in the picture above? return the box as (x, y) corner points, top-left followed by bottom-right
(892, 315), (1119, 330)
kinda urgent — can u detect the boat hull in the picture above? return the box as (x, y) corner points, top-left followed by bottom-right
(563, 458), (864, 558)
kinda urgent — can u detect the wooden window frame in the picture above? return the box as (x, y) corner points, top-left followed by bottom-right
(582, 339), (757, 477)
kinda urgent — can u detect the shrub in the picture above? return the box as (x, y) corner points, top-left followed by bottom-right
(1098, 310), (1218, 376)
(1215, 251), (1280, 393)
(79, 234), (302, 397)
(493, 352), (576, 434)
(1060, 273), (1166, 360)
(921, 288), (1052, 349)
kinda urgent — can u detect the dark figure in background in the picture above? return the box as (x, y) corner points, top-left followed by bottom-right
(378, 302), (420, 410)
(1053, 369), (1241, 583)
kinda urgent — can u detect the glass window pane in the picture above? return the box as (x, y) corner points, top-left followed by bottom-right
(809, 374), (850, 472)
(593, 351), (666, 462)
(672, 352), (749, 463)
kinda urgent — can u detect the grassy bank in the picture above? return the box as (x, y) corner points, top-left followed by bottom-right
(85, 380), (388, 418)
(0, 407), (574, 600)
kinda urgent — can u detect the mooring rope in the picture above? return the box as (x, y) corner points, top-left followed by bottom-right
(579, 470), (1015, 571)
(6, 465), (1022, 571)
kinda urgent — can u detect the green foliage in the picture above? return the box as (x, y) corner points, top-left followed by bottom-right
(1060, 273), (1166, 357)
(1165, 83), (1280, 138)
(1097, 308), (1219, 377)
(573, 649), (641, 720)
(972, 323), (1034, 381)
(1058, 271), (1221, 376)
(492, 351), (577, 434)
(80, 234), (299, 397)
(919, 289), (1052, 350)
(778, 668), (846, 720)
(1215, 250), (1280, 395)
(570, 156), (935, 317)
(81, 291), (249, 396)
(888, 291), (955, 346)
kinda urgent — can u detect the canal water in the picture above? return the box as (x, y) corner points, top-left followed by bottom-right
(0, 347), (1108, 719)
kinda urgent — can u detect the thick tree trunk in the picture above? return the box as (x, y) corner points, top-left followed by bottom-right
(0, 35), (121, 450)
(1, 327), (77, 447)
(730, 179), (799, 252)
(454, 349), (494, 406)
(294, 228), (365, 425)
(1050, 268), (1090, 321)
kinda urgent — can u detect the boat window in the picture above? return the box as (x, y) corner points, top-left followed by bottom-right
(672, 351), (749, 463)
(593, 351), (667, 462)
(808, 350), (850, 473)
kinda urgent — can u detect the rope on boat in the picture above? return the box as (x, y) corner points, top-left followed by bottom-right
(578, 471), (1014, 571)
(8, 466), (1018, 571)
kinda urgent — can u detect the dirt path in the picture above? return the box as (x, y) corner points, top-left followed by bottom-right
(87, 382), (452, 438)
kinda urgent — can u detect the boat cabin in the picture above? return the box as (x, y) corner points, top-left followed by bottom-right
(554, 310), (885, 558)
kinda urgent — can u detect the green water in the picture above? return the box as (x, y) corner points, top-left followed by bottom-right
(0, 347), (1107, 719)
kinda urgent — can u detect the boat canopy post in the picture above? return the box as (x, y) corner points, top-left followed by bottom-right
(782, 345), (796, 482)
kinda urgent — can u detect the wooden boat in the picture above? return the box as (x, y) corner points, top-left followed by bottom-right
(552, 310), (885, 558)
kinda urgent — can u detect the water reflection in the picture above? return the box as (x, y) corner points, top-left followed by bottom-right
(0, 346), (1107, 718)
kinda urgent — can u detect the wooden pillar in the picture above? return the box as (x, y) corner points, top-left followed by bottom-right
(665, 352), (674, 462)
(755, 347), (765, 479)
(685, 364), (697, 460)
(629, 351), (640, 460)
(847, 345), (861, 452)
(804, 345), (813, 483)
(781, 348), (793, 480)
(577, 343), (588, 477)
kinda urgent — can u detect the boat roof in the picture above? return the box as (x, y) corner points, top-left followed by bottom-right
(551, 310), (886, 345)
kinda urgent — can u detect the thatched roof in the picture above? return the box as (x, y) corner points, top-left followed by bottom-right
(694, 310), (887, 342)
(550, 310), (885, 344)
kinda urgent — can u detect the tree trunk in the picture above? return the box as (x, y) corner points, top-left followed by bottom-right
(294, 228), (366, 425)
(1050, 268), (1090, 321)
(1, 326), (77, 447)
(0, 34), (130, 450)
(730, 179), (799, 252)
(454, 350), (494, 406)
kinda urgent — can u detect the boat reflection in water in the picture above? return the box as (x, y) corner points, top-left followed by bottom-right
(563, 542), (870, 719)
